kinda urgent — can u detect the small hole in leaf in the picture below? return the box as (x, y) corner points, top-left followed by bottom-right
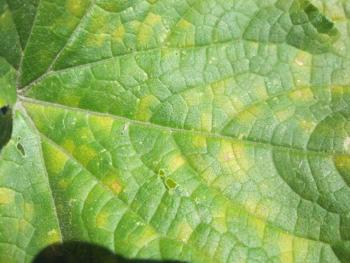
(158, 168), (166, 178)
(165, 178), (177, 190)
(16, 143), (25, 156)
(0, 105), (12, 150)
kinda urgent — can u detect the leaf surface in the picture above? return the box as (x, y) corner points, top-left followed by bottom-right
(1, 0), (350, 262)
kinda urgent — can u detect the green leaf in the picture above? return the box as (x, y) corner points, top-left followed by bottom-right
(1, 0), (350, 262)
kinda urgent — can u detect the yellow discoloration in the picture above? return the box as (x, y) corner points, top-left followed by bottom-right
(62, 139), (76, 154)
(276, 108), (294, 122)
(58, 179), (69, 189)
(278, 233), (294, 263)
(103, 171), (123, 194)
(244, 198), (258, 213)
(176, 222), (193, 242)
(135, 226), (158, 248)
(249, 217), (266, 240)
(167, 153), (185, 173)
(201, 112), (212, 132)
(192, 135), (206, 148)
(232, 143), (251, 171)
(0, 188), (14, 205)
(66, 0), (86, 17)
(289, 88), (314, 103)
(178, 18), (192, 29)
(76, 127), (92, 142)
(299, 119), (316, 133)
(47, 229), (61, 243)
(61, 94), (81, 107)
(201, 166), (216, 184)
(145, 13), (162, 26)
(211, 203), (227, 233)
(45, 142), (68, 174)
(112, 25), (125, 42)
(294, 50), (311, 67)
(76, 145), (97, 166)
(335, 155), (350, 169)
(24, 203), (34, 221)
(89, 116), (114, 136)
(136, 95), (159, 121)
(219, 142), (235, 163)
(293, 237), (308, 262)
(138, 13), (162, 44)
(96, 211), (109, 228)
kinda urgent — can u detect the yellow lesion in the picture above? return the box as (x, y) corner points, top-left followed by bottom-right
(138, 13), (162, 44)
(89, 116), (114, 136)
(294, 50), (312, 67)
(167, 152), (186, 173)
(66, 0), (87, 17)
(134, 225), (158, 248)
(44, 142), (69, 175)
(289, 87), (314, 103)
(60, 94), (81, 107)
(176, 221), (193, 242)
(24, 203), (34, 221)
(278, 232), (294, 263)
(112, 25), (125, 42)
(276, 108), (294, 122)
(200, 112), (212, 132)
(298, 119), (316, 133)
(76, 144), (97, 166)
(232, 142), (252, 172)
(192, 135), (206, 148)
(96, 211), (109, 228)
(0, 188), (14, 205)
(249, 216), (266, 240)
(47, 229), (62, 243)
(62, 139), (76, 154)
(135, 95), (160, 121)
(178, 18), (192, 29)
(103, 171), (123, 194)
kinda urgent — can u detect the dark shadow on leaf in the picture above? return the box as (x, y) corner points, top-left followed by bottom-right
(32, 241), (186, 263)
(0, 105), (12, 150)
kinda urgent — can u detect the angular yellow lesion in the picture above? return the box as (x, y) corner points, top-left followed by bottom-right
(62, 139), (76, 154)
(298, 119), (316, 133)
(0, 188), (14, 205)
(96, 211), (109, 228)
(276, 108), (295, 122)
(135, 95), (160, 121)
(249, 217), (266, 240)
(289, 87), (314, 103)
(178, 18), (192, 29)
(232, 142), (251, 171)
(167, 153), (186, 173)
(66, 0), (87, 17)
(138, 13), (162, 44)
(89, 116), (114, 136)
(60, 94), (81, 107)
(76, 145), (97, 166)
(24, 202), (34, 221)
(278, 232), (294, 263)
(44, 142), (69, 175)
(103, 171), (123, 194)
(134, 225), (158, 248)
(176, 221), (193, 242)
(294, 50), (312, 67)
(47, 229), (62, 243)
(192, 135), (206, 148)
(200, 112), (212, 132)
(112, 25), (125, 42)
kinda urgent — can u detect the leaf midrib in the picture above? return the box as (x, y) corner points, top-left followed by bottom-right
(18, 95), (345, 158)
